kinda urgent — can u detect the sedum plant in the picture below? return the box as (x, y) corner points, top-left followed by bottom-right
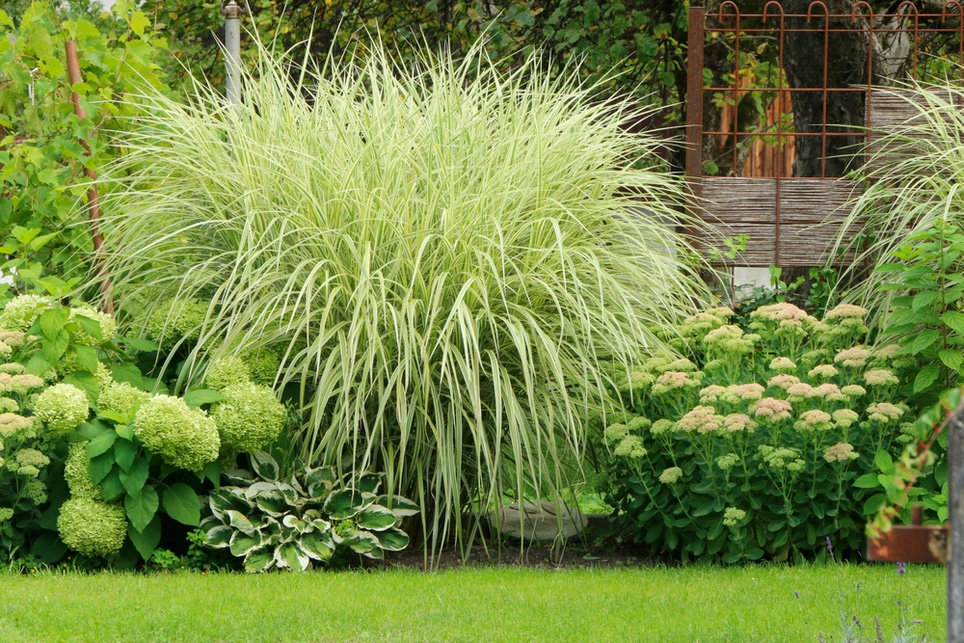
(92, 38), (709, 555)
(601, 303), (915, 563)
(201, 452), (417, 572)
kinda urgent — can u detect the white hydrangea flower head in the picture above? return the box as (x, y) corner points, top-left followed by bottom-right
(205, 356), (252, 391)
(98, 381), (152, 419)
(0, 294), (52, 331)
(57, 497), (127, 558)
(33, 383), (89, 435)
(68, 305), (118, 346)
(134, 395), (220, 471)
(64, 442), (102, 500)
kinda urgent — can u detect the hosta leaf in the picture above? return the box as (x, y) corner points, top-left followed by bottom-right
(355, 505), (398, 531)
(222, 468), (255, 485)
(355, 472), (381, 494)
(307, 482), (334, 499)
(244, 549), (273, 573)
(347, 531), (379, 555)
(374, 527), (410, 552)
(209, 489), (252, 518)
(300, 532), (334, 562)
(224, 509), (257, 536)
(377, 495), (420, 518)
(163, 483), (201, 526)
(250, 451), (279, 481)
(274, 542), (310, 571)
(230, 531), (263, 558)
(303, 466), (337, 489)
(128, 515), (162, 561)
(203, 524), (234, 549)
(282, 515), (309, 533)
(325, 489), (365, 520)
(125, 486), (159, 533)
(254, 490), (288, 516)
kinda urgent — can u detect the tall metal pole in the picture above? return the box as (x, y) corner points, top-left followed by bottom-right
(949, 406), (963, 642)
(221, 0), (243, 107)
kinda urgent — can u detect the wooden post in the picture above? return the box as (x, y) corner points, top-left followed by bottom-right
(949, 407), (963, 642)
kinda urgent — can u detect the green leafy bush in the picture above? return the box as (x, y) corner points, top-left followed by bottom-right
(91, 38), (709, 555)
(874, 220), (964, 404)
(201, 452), (417, 572)
(0, 1), (171, 299)
(601, 303), (914, 563)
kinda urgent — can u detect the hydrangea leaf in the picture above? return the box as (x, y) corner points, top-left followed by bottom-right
(113, 438), (137, 472)
(125, 485), (159, 533)
(73, 315), (104, 343)
(73, 345), (99, 372)
(127, 514), (162, 561)
(162, 483), (201, 526)
(182, 388), (224, 408)
(88, 450), (115, 484)
(42, 328), (70, 365)
(101, 469), (124, 502)
(119, 457), (149, 496)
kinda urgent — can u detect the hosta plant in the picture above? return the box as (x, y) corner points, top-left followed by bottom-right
(201, 451), (417, 572)
(600, 303), (915, 563)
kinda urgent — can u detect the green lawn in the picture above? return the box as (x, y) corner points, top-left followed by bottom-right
(0, 563), (946, 642)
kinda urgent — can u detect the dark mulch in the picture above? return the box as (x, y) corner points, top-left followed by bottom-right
(363, 535), (657, 571)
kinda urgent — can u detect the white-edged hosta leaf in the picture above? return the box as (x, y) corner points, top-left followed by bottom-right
(254, 489), (288, 516)
(355, 505), (398, 531)
(355, 472), (381, 494)
(250, 451), (279, 481)
(222, 468), (255, 485)
(229, 531), (263, 558)
(204, 524), (234, 549)
(324, 489), (366, 520)
(374, 526), (410, 552)
(300, 532), (334, 562)
(224, 509), (257, 536)
(347, 531), (379, 555)
(244, 549), (273, 573)
(282, 515), (309, 533)
(377, 494), (420, 518)
(274, 542), (310, 571)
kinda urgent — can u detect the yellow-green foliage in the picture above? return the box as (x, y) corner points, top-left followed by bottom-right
(211, 383), (286, 454)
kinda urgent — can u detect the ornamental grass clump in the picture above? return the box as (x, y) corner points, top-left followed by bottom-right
(602, 303), (914, 563)
(93, 39), (709, 554)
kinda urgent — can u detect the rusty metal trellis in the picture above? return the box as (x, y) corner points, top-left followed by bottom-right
(685, 0), (964, 267)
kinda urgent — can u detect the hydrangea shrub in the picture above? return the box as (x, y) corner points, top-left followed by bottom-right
(601, 303), (916, 563)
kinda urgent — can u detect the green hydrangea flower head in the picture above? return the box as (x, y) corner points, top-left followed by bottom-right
(98, 381), (151, 419)
(57, 497), (127, 557)
(33, 383), (89, 435)
(145, 300), (209, 346)
(205, 356), (251, 391)
(243, 347), (281, 386)
(64, 442), (102, 500)
(0, 294), (52, 331)
(134, 394), (220, 471)
(211, 383), (286, 454)
(68, 305), (118, 346)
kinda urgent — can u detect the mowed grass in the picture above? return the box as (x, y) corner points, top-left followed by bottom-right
(0, 563), (946, 642)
